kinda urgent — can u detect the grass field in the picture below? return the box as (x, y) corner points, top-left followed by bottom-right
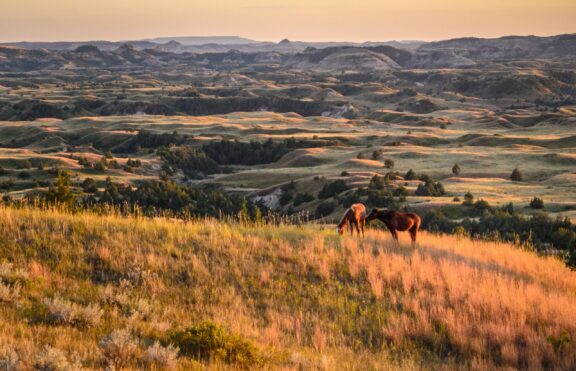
(0, 206), (575, 369)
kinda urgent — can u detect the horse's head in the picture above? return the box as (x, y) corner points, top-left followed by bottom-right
(337, 224), (346, 235)
(366, 208), (381, 222)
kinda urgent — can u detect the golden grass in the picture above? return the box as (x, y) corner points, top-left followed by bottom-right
(0, 206), (575, 369)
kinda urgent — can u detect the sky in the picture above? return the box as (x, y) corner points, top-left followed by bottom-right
(1, 0), (575, 43)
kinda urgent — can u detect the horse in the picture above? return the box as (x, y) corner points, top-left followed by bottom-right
(337, 203), (366, 237)
(366, 209), (421, 246)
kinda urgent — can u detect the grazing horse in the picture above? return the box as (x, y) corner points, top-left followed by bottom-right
(337, 203), (366, 237)
(366, 209), (421, 246)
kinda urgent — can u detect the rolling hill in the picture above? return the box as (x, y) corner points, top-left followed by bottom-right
(0, 206), (575, 369)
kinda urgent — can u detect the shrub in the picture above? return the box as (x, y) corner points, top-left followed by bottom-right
(126, 159), (142, 168)
(279, 192), (293, 206)
(160, 146), (220, 179)
(341, 171), (350, 177)
(367, 189), (396, 208)
(415, 180), (445, 197)
(384, 159), (395, 169)
(34, 346), (80, 371)
(94, 161), (107, 171)
(0, 280), (20, 303)
(0, 346), (19, 370)
(530, 197), (545, 209)
(318, 180), (348, 199)
(511, 168), (523, 182)
(463, 192), (475, 206)
(393, 186), (409, 197)
(316, 201), (337, 217)
(0, 262), (29, 284)
(42, 297), (102, 327)
(472, 200), (493, 216)
(293, 193), (314, 207)
(369, 175), (388, 191)
(356, 152), (366, 159)
(81, 178), (98, 193)
(371, 150), (383, 160)
(404, 169), (417, 180)
(452, 163), (461, 175)
(170, 322), (261, 367)
(77, 156), (92, 168)
(144, 342), (179, 369)
(44, 171), (74, 206)
(21, 160), (32, 170)
(99, 329), (139, 369)
(341, 191), (361, 208)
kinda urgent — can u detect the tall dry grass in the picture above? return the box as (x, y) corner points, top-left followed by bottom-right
(0, 205), (574, 369)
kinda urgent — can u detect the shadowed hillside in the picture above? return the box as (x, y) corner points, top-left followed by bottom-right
(0, 206), (575, 369)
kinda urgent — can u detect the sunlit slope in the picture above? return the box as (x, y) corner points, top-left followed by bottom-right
(0, 207), (575, 369)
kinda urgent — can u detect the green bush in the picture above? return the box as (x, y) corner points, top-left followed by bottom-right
(316, 200), (337, 217)
(452, 163), (461, 175)
(384, 159), (395, 169)
(511, 168), (523, 182)
(463, 192), (474, 206)
(415, 180), (445, 197)
(293, 193), (314, 207)
(404, 169), (417, 180)
(530, 197), (545, 209)
(368, 175), (388, 191)
(170, 322), (262, 367)
(341, 191), (361, 208)
(279, 192), (293, 206)
(318, 180), (348, 199)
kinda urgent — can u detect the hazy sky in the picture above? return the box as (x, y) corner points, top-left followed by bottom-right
(1, 0), (575, 42)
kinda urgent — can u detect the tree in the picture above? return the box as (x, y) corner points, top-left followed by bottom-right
(510, 168), (523, 182)
(384, 159), (395, 169)
(356, 152), (366, 160)
(463, 192), (474, 206)
(315, 201), (337, 218)
(529, 197), (544, 209)
(45, 171), (74, 206)
(293, 193), (314, 206)
(452, 163), (461, 175)
(81, 178), (98, 193)
(318, 180), (348, 199)
(369, 175), (389, 190)
(404, 169), (417, 180)
(415, 180), (445, 197)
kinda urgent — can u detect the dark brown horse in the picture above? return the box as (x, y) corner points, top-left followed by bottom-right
(337, 203), (366, 237)
(366, 209), (421, 246)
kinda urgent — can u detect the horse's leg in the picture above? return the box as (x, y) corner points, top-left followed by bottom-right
(361, 219), (365, 238)
(408, 217), (421, 248)
(387, 226), (399, 244)
(410, 227), (417, 248)
(355, 220), (361, 237)
(349, 222), (354, 236)
(392, 230), (399, 244)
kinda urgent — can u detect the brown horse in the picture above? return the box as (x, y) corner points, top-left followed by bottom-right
(337, 203), (366, 237)
(366, 209), (421, 246)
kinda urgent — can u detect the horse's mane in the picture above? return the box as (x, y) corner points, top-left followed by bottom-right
(338, 208), (351, 228)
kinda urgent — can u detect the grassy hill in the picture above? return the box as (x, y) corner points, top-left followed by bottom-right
(0, 206), (575, 369)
